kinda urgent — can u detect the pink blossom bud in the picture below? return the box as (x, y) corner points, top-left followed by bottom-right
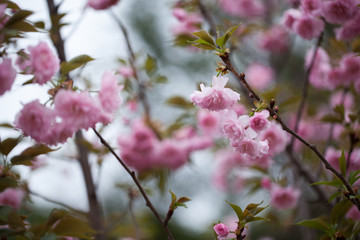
(88, 0), (119, 10)
(213, 223), (229, 237)
(0, 58), (16, 96)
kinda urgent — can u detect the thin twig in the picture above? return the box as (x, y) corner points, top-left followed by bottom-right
(289, 32), (324, 149)
(128, 188), (141, 240)
(109, 11), (161, 138)
(92, 128), (175, 240)
(219, 52), (360, 211)
(30, 190), (81, 213)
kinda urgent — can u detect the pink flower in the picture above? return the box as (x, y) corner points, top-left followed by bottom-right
(155, 139), (188, 169)
(339, 54), (360, 83)
(282, 8), (302, 29)
(235, 137), (269, 159)
(172, 9), (202, 36)
(249, 110), (270, 132)
(117, 120), (158, 171)
(191, 76), (240, 111)
(219, 0), (265, 18)
(221, 111), (248, 143)
(28, 42), (60, 85)
(0, 58), (16, 96)
(246, 63), (274, 90)
(0, 188), (24, 209)
(118, 66), (135, 78)
(213, 223), (229, 238)
(305, 47), (332, 89)
(258, 26), (289, 54)
(259, 122), (289, 156)
(301, 0), (322, 16)
(87, 0), (119, 10)
(271, 185), (300, 210)
(14, 100), (55, 143)
(173, 8), (187, 21)
(261, 177), (272, 189)
(335, 12), (360, 40)
(197, 110), (221, 135)
(54, 90), (105, 131)
(293, 14), (324, 40)
(98, 71), (123, 117)
(346, 205), (360, 221)
(322, 0), (356, 24)
(0, 4), (9, 29)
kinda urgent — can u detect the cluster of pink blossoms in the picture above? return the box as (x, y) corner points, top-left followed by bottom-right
(118, 120), (213, 172)
(305, 47), (360, 91)
(15, 71), (122, 145)
(87, 0), (119, 10)
(16, 42), (60, 85)
(172, 7), (202, 36)
(191, 76), (240, 111)
(0, 188), (24, 209)
(283, 0), (360, 40)
(219, 0), (265, 18)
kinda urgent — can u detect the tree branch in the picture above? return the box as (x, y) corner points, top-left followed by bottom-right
(219, 52), (360, 211)
(92, 128), (175, 240)
(46, 1), (105, 239)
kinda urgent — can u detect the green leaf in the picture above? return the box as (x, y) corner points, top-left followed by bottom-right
(0, 206), (26, 228)
(60, 55), (95, 75)
(166, 96), (194, 109)
(52, 215), (96, 238)
(177, 197), (191, 204)
(154, 75), (168, 84)
(312, 179), (342, 187)
(349, 170), (360, 185)
(226, 201), (243, 220)
(334, 105), (345, 120)
(0, 123), (14, 128)
(6, 10), (33, 25)
(0, 137), (21, 156)
(169, 189), (177, 203)
(297, 218), (330, 232)
(6, 21), (37, 32)
(328, 190), (342, 203)
(216, 25), (239, 49)
(11, 144), (58, 166)
(320, 114), (343, 123)
(34, 21), (45, 29)
(0, 177), (18, 192)
(144, 55), (157, 75)
(339, 150), (346, 176)
(190, 42), (216, 50)
(330, 200), (352, 224)
(192, 30), (215, 46)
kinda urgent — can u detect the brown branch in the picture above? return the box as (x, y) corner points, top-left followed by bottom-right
(92, 128), (175, 240)
(109, 11), (161, 138)
(219, 52), (360, 211)
(289, 32), (324, 149)
(46, 1), (105, 239)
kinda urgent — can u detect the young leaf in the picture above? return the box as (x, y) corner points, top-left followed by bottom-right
(166, 96), (194, 109)
(60, 55), (95, 75)
(0, 137), (21, 156)
(330, 200), (352, 224)
(216, 25), (239, 50)
(297, 218), (330, 232)
(192, 30), (216, 47)
(226, 201), (243, 220)
(339, 150), (346, 176)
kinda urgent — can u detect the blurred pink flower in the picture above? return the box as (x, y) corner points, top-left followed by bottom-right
(219, 0), (265, 18)
(28, 42), (60, 85)
(283, 8), (302, 29)
(0, 58), (16, 96)
(301, 0), (322, 16)
(271, 185), (300, 210)
(191, 76), (240, 111)
(155, 139), (188, 169)
(88, 0), (119, 10)
(54, 90), (105, 131)
(258, 25), (289, 54)
(293, 14), (324, 40)
(261, 177), (272, 189)
(118, 66), (135, 78)
(259, 122), (288, 156)
(0, 188), (24, 209)
(346, 205), (360, 221)
(335, 12), (360, 40)
(197, 110), (221, 135)
(14, 100), (55, 143)
(246, 63), (274, 90)
(98, 71), (123, 122)
(305, 47), (332, 89)
(322, 0), (356, 24)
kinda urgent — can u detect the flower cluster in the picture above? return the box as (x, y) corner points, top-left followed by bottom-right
(15, 72), (122, 145)
(16, 42), (60, 85)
